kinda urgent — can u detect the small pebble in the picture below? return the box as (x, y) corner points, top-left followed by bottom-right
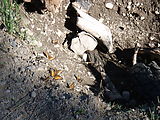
(122, 13), (126, 16)
(127, 5), (131, 11)
(127, 3), (132, 11)
(6, 89), (11, 93)
(155, 11), (160, 15)
(105, 3), (114, 9)
(149, 36), (155, 40)
(106, 104), (112, 110)
(31, 91), (36, 98)
(140, 16), (145, 20)
(10, 40), (17, 48)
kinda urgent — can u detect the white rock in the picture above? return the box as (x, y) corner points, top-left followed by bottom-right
(127, 5), (131, 11)
(122, 13), (126, 16)
(6, 89), (11, 93)
(140, 16), (145, 20)
(70, 32), (98, 55)
(155, 11), (160, 15)
(105, 3), (114, 9)
(149, 36), (155, 40)
(128, 2), (132, 5)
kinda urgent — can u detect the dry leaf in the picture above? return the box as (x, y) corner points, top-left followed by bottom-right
(54, 75), (63, 80)
(69, 82), (75, 89)
(50, 69), (63, 80)
(43, 51), (55, 60)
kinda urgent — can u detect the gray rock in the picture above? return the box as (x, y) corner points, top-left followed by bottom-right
(74, 0), (93, 12)
(10, 40), (17, 48)
(31, 91), (36, 98)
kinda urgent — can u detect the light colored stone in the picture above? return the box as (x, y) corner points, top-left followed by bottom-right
(6, 89), (11, 93)
(72, 0), (93, 13)
(140, 16), (145, 20)
(149, 36), (155, 40)
(105, 3), (114, 9)
(70, 32), (97, 55)
(31, 91), (36, 98)
(155, 11), (160, 15)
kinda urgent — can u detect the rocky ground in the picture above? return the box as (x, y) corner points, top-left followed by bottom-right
(0, 0), (160, 120)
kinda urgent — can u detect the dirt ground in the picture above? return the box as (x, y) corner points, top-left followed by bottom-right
(0, 0), (160, 120)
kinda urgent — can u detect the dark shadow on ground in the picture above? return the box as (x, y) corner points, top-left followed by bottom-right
(86, 47), (160, 108)
(16, 0), (46, 14)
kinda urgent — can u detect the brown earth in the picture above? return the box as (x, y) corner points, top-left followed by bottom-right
(0, 0), (160, 120)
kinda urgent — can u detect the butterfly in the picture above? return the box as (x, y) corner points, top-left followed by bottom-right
(50, 69), (63, 80)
